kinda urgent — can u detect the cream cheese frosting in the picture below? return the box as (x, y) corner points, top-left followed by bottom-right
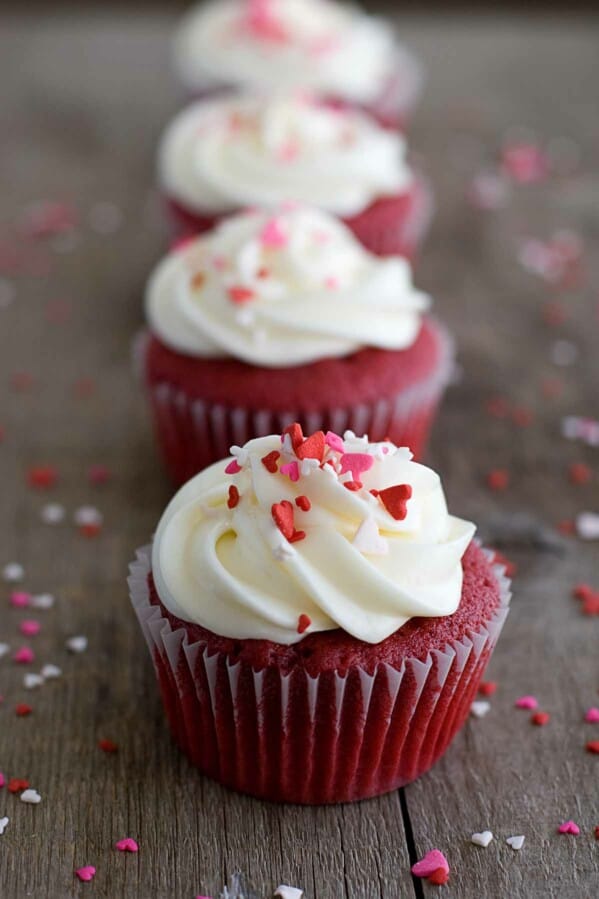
(158, 94), (411, 217)
(173, 0), (401, 104)
(145, 205), (429, 366)
(152, 427), (476, 645)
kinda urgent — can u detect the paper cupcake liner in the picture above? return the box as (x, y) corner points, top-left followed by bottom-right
(136, 321), (454, 485)
(164, 175), (433, 263)
(128, 542), (511, 804)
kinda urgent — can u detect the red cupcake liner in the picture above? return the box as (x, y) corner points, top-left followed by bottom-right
(128, 543), (511, 804)
(165, 174), (434, 263)
(135, 320), (454, 485)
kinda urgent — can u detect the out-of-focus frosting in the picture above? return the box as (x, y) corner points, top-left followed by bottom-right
(173, 0), (398, 103)
(146, 206), (429, 366)
(152, 428), (476, 645)
(158, 94), (411, 216)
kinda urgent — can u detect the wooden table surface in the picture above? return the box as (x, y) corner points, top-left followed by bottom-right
(1, 8), (598, 899)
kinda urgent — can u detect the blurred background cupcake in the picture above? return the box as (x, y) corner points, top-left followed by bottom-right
(158, 93), (433, 259)
(138, 204), (453, 483)
(173, 0), (422, 130)
(129, 429), (510, 804)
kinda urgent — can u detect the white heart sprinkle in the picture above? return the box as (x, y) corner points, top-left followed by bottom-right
(31, 593), (55, 610)
(470, 700), (491, 718)
(20, 789), (41, 805)
(66, 636), (88, 654)
(41, 664), (62, 679)
(274, 887), (303, 899)
(73, 506), (103, 527)
(352, 517), (389, 556)
(471, 830), (493, 847)
(0, 817), (9, 835)
(576, 512), (599, 540)
(506, 835), (525, 851)
(2, 563), (24, 583)
(23, 673), (44, 690)
(0, 643), (9, 659)
(40, 503), (66, 525)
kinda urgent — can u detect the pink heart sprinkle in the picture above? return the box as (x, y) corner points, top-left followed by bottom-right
(225, 459), (242, 474)
(0, 772), (5, 788)
(411, 849), (449, 878)
(585, 707), (599, 723)
(115, 838), (138, 853)
(558, 821), (580, 835)
(260, 217), (288, 249)
(10, 592), (31, 608)
(13, 647), (35, 664)
(325, 431), (345, 453)
(339, 453), (374, 478)
(515, 695), (538, 710)
(280, 461), (300, 482)
(75, 866), (96, 882)
(20, 620), (41, 637)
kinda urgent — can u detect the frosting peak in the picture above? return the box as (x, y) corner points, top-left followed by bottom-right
(158, 94), (411, 216)
(146, 205), (429, 366)
(174, 0), (400, 103)
(152, 427), (476, 645)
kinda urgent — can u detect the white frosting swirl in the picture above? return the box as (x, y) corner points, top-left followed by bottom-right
(152, 430), (476, 645)
(146, 206), (429, 366)
(158, 94), (411, 216)
(174, 0), (401, 104)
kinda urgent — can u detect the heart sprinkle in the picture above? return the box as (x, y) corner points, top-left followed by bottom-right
(75, 866), (96, 882)
(295, 495), (311, 512)
(585, 707), (599, 723)
(272, 501), (295, 540)
(411, 849), (449, 879)
(378, 484), (412, 520)
(297, 614), (311, 634)
(227, 485), (240, 509)
(470, 701), (491, 718)
(261, 450), (280, 472)
(20, 788), (41, 804)
(515, 695), (538, 710)
(531, 711), (550, 726)
(557, 821), (580, 835)
(115, 838), (139, 853)
(471, 831), (493, 847)
(506, 835), (525, 850)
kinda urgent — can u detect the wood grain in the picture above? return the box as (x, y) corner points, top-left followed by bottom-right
(0, 9), (598, 899)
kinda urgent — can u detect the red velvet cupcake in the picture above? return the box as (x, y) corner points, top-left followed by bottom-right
(157, 94), (433, 261)
(173, 0), (423, 131)
(139, 205), (453, 484)
(128, 429), (511, 804)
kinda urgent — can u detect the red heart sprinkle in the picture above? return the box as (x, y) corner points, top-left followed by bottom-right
(479, 681), (497, 696)
(594, 825), (599, 840)
(227, 285), (255, 304)
(486, 468), (509, 491)
(295, 430), (325, 462)
(261, 451), (280, 473)
(531, 711), (550, 726)
(8, 778), (30, 793)
(272, 501), (295, 540)
(586, 740), (599, 754)
(27, 465), (58, 489)
(428, 868), (449, 885)
(98, 739), (118, 753)
(283, 422), (304, 451)
(227, 485), (240, 509)
(289, 529), (306, 543)
(15, 703), (32, 717)
(297, 614), (311, 634)
(295, 495), (311, 511)
(344, 480), (362, 491)
(378, 484), (413, 520)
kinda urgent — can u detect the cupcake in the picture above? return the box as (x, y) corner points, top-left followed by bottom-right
(140, 204), (453, 484)
(173, 0), (422, 130)
(129, 429), (511, 804)
(158, 93), (433, 260)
